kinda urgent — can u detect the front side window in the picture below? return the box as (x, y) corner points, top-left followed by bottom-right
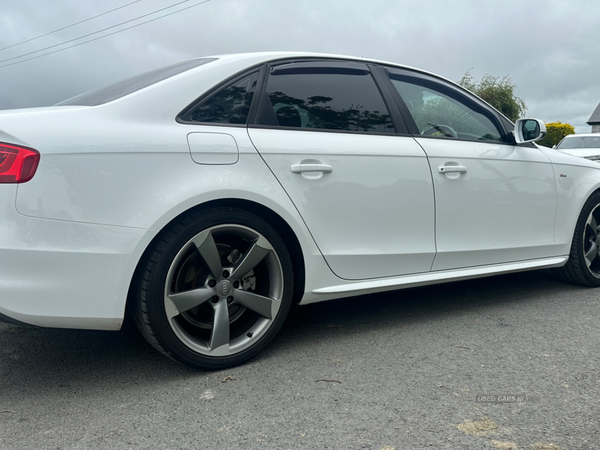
(389, 76), (503, 142)
(259, 63), (395, 134)
(183, 71), (259, 124)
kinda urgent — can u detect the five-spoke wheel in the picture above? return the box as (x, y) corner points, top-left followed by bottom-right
(556, 192), (600, 286)
(583, 204), (600, 277)
(134, 208), (293, 369)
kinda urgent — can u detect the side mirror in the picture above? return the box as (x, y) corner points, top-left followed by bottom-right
(514, 118), (547, 144)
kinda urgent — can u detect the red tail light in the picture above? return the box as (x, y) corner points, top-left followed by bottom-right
(0, 143), (40, 183)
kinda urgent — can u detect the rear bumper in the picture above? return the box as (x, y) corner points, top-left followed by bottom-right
(0, 185), (152, 330)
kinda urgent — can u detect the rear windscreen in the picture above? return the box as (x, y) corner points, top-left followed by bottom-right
(57, 58), (217, 106)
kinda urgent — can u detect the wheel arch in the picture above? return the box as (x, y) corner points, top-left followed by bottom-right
(570, 185), (600, 239)
(554, 187), (600, 286)
(563, 185), (600, 246)
(125, 198), (306, 322)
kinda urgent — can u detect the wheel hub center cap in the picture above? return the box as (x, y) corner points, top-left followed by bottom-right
(216, 280), (233, 297)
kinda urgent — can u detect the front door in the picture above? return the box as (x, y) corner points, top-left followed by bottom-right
(385, 70), (556, 271)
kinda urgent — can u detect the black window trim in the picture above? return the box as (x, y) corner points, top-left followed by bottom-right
(368, 64), (408, 135)
(270, 60), (371, 76)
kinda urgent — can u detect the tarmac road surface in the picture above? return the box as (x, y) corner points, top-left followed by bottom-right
(1, 270), (599, 449)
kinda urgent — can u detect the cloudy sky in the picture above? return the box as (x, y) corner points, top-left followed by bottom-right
(1, 0), (599, 132)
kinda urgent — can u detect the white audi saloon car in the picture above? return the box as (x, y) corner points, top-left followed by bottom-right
(2, 52), (600, 369)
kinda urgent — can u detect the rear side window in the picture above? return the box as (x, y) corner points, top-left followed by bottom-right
(181, 71), (259, 124)
(258, 62), (395, 134)
(58, 58), (217, 106)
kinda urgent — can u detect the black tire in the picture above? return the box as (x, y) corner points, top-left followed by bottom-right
(555, 191), (600, 287)
(133, 207), (294, 370)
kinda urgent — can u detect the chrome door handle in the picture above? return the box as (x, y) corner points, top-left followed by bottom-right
(291, 163), (333, 174)
(438, 165), (467, 174)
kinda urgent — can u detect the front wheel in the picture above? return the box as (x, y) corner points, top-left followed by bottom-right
(134, 207), (294, 369)
(555, 191), (600, 287)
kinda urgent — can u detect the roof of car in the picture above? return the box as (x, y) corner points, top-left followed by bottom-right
(210, 51), (467, 85)
(588, 101), (600, 125)
(210, 51), (427, 76)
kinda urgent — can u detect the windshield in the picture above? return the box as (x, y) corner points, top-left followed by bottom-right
(557, 135), (600, 149)
(57, 58), (217, 106)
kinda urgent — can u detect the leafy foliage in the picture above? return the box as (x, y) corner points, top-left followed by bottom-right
(537, 121), (575, 148)
(458, 70), (526, 122)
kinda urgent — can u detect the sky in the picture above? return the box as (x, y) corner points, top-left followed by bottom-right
(1, 0), (599, 133)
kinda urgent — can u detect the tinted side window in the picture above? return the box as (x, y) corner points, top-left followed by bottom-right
(184, 71), (259, 124)
(260, 65), (394, 133)
(389, 76), (503, 142)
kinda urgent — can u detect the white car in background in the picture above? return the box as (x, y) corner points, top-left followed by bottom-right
(2, 52), (600, 369)
(554, 133), (600, 161)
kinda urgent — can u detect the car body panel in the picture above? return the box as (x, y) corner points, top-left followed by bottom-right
(248, 128), (436, 279)
(537, 146), (600, 256)
(414, 138), (557, 270)
(0, 114), (335, 327)
(12, 120), (291, 232)
(0, 180), (148, 329)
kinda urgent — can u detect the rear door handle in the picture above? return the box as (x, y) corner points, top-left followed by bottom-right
(291, 163), (333, 174)
(438, 165), (467, 174)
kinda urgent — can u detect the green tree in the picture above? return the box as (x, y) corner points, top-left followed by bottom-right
(458, 70), (526, 122)
(537, 121), (575, 147)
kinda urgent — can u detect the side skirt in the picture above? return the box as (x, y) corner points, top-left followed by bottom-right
(305, 256), (567, 302)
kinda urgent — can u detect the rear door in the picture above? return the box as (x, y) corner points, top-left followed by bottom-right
(248, 60), (436, 280)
